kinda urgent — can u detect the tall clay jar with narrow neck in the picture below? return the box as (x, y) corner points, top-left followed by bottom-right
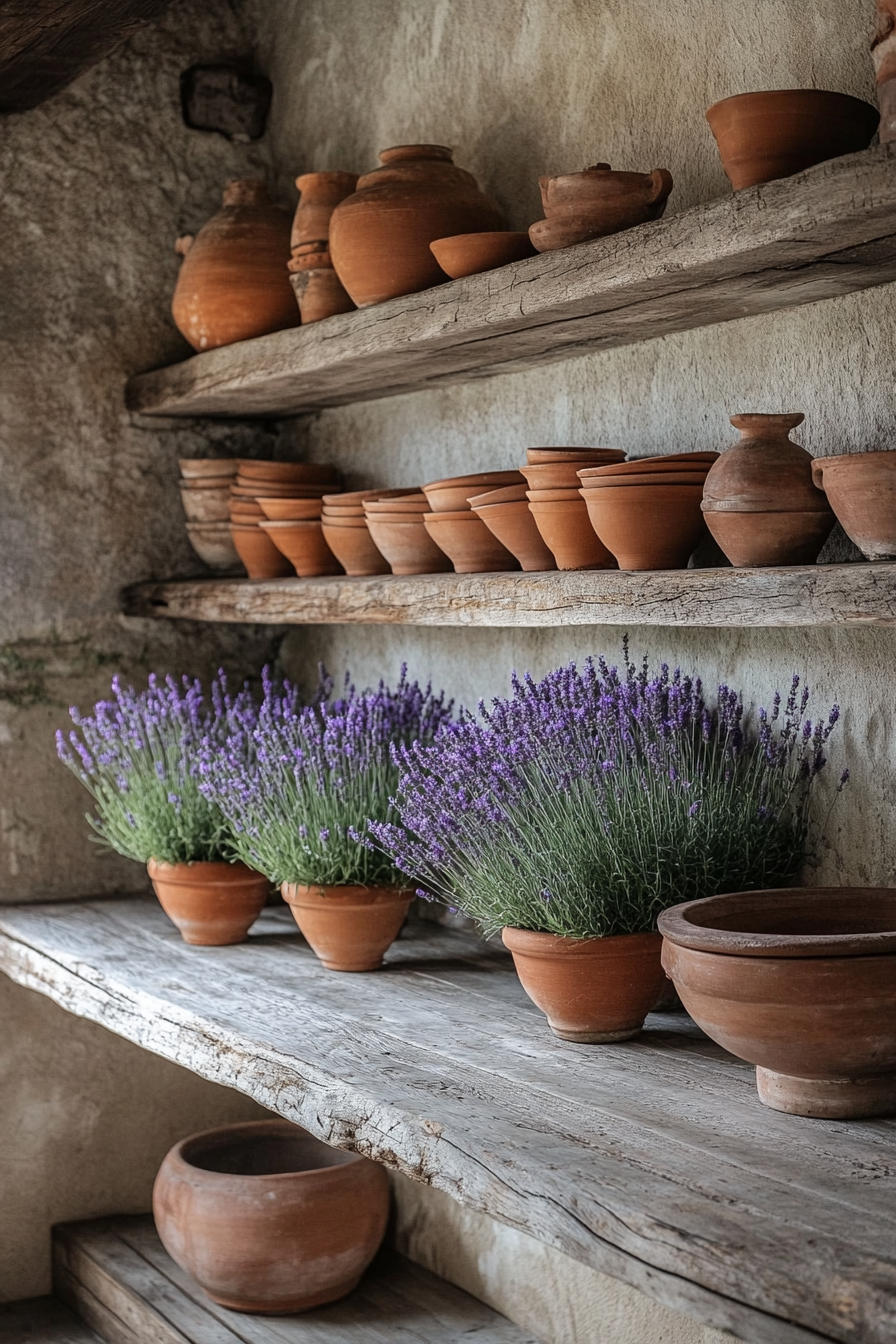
(329, 144), (503, 307)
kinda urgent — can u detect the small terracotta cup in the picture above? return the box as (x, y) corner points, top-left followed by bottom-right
(282, 883), (413, 971)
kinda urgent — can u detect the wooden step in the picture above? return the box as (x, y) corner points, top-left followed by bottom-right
(53, 1216), (540, 1344)
(0, 1296), (101, 1343)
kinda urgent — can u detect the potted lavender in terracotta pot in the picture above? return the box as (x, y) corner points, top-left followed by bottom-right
(371, 647), (842, 1042)
(200, 667), (453, 971)
(57, 672), (270, 946)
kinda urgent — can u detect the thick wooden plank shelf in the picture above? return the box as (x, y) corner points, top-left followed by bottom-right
(123, 562), (896, 629)
(2, 899), (895, 1344)
(53, 1216), (535, 1344)
(0, 1297), (100, 1343)
(127, 145), (896, 419)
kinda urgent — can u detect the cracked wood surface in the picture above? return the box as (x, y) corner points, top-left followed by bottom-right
(125, 145), (896, 418)
(122, 563), (896, 629)
(2, 899), (895, 1343)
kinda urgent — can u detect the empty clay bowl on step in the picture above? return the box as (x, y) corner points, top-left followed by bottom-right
(321, 521), (390, 575)
(811, 451), (896, 560)
(429, 231), (536, 277)
(422, 471), (525, 513)
(259, 521), (342, 577)
(581, 484), (707, 569)
(471, 501), (556, 571)
(706, 90), (879, 191)
(423, 511), (520, 573)
(527, 499), (616, 570)
(230, 524), (294, 579)
(364, 516), (452, 575)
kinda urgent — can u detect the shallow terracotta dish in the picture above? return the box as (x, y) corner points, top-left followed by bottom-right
(147, 860), (269, 946)
(659, 888), (896, 1118)
(423, 511), (519, 573)
(179, 458), (239, 480)
(706, 90), (879, 191)
(186, 522), (242, 570)
(471, 501), (556, 571)
(526, 448), (626, 464)
(423, 472), (525, 513)
(527, 499), (616, 570)
(153, 1119), (389, 1312)
(582, 483), (707, 570)
(429, 230), (536, 277)
(179, 484), (231, 523)
(321, 521), (390, 576)
(364, 516), (452, 574)
(811, 451), (896, 560)
(282, 884), (413, 971)
(230, 524), (294, 579)
(259, 520), (342, 577)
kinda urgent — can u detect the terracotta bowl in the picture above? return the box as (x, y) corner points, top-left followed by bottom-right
(321, 514), (370, 528)
(526, 448), (627, 464)
(323, 488), (415, 508)
(185, 522), (242, 570)
(659, 888), (896, 1118)
(237, 460), (341, 486)
(259, 520), (342, 577)
(423, 511), (519, 573)
(257, 497), (323, 521)
(321, 521), (390, 576)
(422, 472), (525, 513)
(230, 524), (294, 579)
(578, 452), (719, 479)
(179, 458), (239, 480)
(527, 499), (616, 570)
(180, 475), (238, 491)
(522, 460), (625, 490)
(811, 451), (896, 560)
(580, 470), (711, 488)
(153, 1119), (390, 1312)
(466, 483), (530, 507)
(581, 483), (707, 570)
(364, 516), (453, 575)
(471, 501), (557, 571)
(429, 231), (536, 277)
(706, 90), (879, 192)
(702, 508), (834, 567)
(364, 494), (429, 514)
(179, 484), (231, 523)
(232, 482), (333, 500)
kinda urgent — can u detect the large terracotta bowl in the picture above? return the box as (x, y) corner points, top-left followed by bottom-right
(363, 515), (452, 574)
(153, 1120), (390, 1312)
(659, 889), (896, 1118)
(580, 483), (707, 569)
(430, 231), (536, 277)
(811, 451), (896, 560)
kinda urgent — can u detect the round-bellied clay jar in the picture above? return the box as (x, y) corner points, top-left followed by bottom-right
(172, 180), (298, 351)
(329, 145), (503, 307)
(153, 1119), (389, 1312)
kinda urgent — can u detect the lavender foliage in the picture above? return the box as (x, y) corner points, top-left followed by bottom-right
(199, 666), (454, 887)
(56, 672), (261, 865)
(370, 646), (846, 939)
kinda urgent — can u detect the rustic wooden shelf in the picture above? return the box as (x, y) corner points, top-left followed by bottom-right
(0, 1296), (100, 1344)
(126, 144), (896, 419)
(2, 897), (895, 1344)
(123, 562), (896, 629)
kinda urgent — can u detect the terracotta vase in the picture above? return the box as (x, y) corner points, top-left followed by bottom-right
(321, 521), (391, 575)
(811, 451), (896, 560)
(530, 163), (673, 251)
(705, 91), (879, 191)
(527, 498), (616, 570)
(171, 180), (298, 351)
(229, 524), (295, 579)
(502, 927), (666, 1042)
(873, 2), (896, 142)
(364, 516), (453, 574)
(471, 501), (557, 571)
(146, 860), (269, 946)
(288, 268), (356, 323)
(281, 884), (413, 971)
(329, 145), (503, 307)
(153, 1119), (389, 1312)
(659, 888), (896, 1118)
(429, 231), (536, 278)
(185, 522), (242, 571)
(702, 414), (834, 566)
(422, 511), (520, 573)
(291, 171), (359, 249)
(580, 484), (707, 570)
(259, 520), (342, 577)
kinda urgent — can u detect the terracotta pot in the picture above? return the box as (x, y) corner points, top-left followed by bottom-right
(289, 268), (356, 324)
(423, 511), (520, 573)
(257, 497), (323, 521)
(147, 860), (269, 946)
(471, 501), (557, 571)
(530, 163), (673, 251)
(502, 927), (666, 1042)
(237, 460), (340, 485)
(526, 447), (627, 464)
(185, 522), (242, 571)
(229, 524), (294, 579)
(703, 511), (834, 567)
(873, 3), (896, 142)
(429, 231), (536, 277)
(706, 90), (879, 191)
(179, 458), (239, 480)
(229, 502), (266, 522)
(179, 484), (231, 523)
(329, 145), (503, 307)
(582, 483), (707, 570)
(422, 471), (525, 513)
(324, 488), (415, 508)
(153, 1119), (389, 1312)
(522, 459), (624, 490)
(811, 451), (896, 559)
(363, 516), (452, 574)
(291, 171), (359, 249)
(659, 888), (896, 1118)
(528, 499), (616, 570)
(281, 884), (413, 971)
(321, 521), (390, 575)
(171, 180), (298, 352)
(259, 520), (342, 577)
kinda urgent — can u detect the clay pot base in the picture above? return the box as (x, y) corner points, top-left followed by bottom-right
(756, 1066), (896, 1119)
(208, 1275), (363, 1315)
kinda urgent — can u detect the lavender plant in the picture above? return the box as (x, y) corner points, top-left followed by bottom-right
(56, 672), (262, 865)
(199, 666), (454, 887)
(370, 647), (846, 939)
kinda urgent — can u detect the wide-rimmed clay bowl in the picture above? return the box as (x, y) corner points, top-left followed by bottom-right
(364, 516), (453, 574)
(811, 451), (896, 560)
(423, 472), (525, 513)
(430, 230), (536, 277)
(321, 520), (390, 575)
(527, 498), (616, 570)
(581, 483), (707, 570)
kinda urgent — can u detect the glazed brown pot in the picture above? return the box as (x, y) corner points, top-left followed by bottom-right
(423, 511), (519, 573)
(659, 888), (896, 1118)
(171, 180), (298, 352)
(581, 483), (707, 570)
(329, 145), (503, 307)
(281, 883), (413, 971)
(291, 171), (359, 249)
(811, 451), (896, 560)
(185, 522), (242, 571)
(429, 230), (535, 277)
(502, 928), (666, 1042)
(321, 520), (391, 575)
(471, 501), (557, 571)
(230, 524), (295, 579)
(363, 516), (452, 574)
(705, 90), (879, 191)
(147, 860), (269, 946)
(528, 499), (616, 570)
(289, 268), (356, 323)
(530, 163), (673, 251)
(422, 471), (525, 513)
(153, 1119), (389, 1312)
(259, 520), (342, 577)
(179, 484), (231, 523)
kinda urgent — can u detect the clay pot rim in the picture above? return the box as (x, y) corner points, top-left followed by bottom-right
(812, 451), (896, 472)
(527, 448), (626, 461)
(471, 500), (532, 515)
(467, 485), (530, 506)
(659, 889), (896, 958)
(582, 483), (705, 499)
(502, 927), (662, 955)
(323, 489), (416, 506)
(579, 473), (710, 489)
(179, 479), (234, 491)
(423, 471), (525, 492)
(178, 458), (239, 477)
(527, 488), (586, 501)
(258, 519), (323, 530)
(705, 89), (880, 124)
(168, 1119), (365, 1182)
(322, 518), (370, 528)
(579, 453), (719, 476)
(282, 882), (414, 906)
(365, 515), (429, 526)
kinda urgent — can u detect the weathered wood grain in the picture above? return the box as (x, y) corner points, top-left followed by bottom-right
(125, 145), (896, 418)
(122, 562), (896, 630)
(0, 1295), (101, 1343)
(54, 1217), (539, 1343)
(2, 900), (891, 1342)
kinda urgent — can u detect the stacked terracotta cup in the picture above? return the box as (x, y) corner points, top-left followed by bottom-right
(178, 459), (241, 570)
(320, 489), (414, 575)
(577, 452), (719, 570)
(422, 471), (525, 573)
(287, 172), (358, 324)
(468, 482), (556, 571)
(230, 460), (343, 578)
(363, 492), (451, 575)
(522, 448), (626, 570)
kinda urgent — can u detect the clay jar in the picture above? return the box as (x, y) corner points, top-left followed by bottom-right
(659, 889), (896, 1118)
(153, 1120), (389, 1312)
(702, 414), (834, 566)
(281, 884), (413, 971)
(811, 451), (896, 560)
(146, 860), (269, 946)
(329, 145), (503, 307)
(502, 928), (667, 1042)
(530, 163), (674, 251)
(172, 180), (298, 351)
(291, 171), (359, 249)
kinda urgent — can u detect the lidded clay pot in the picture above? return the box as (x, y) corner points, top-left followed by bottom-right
(172, 179), (298, 351)
(530, 163), (673, 251)
(329, 145), (503, 307)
